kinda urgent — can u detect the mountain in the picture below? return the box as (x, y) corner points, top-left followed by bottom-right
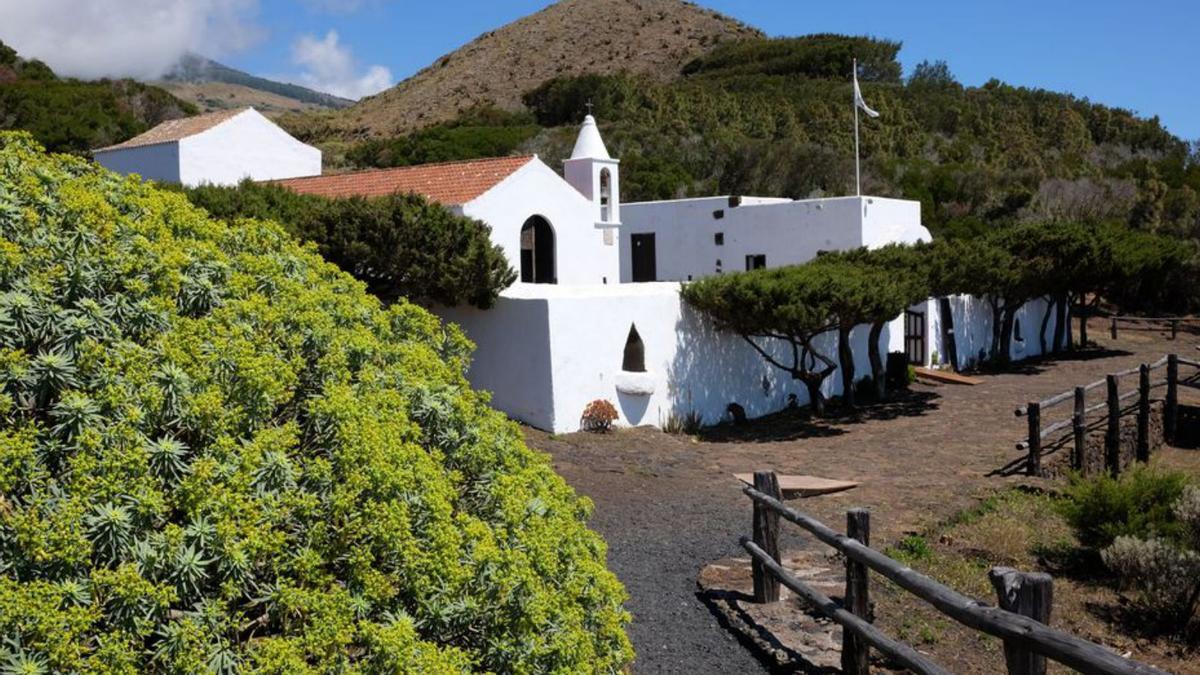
(316, 0), (760, 138)
(157, 53), (354, 115)
(310, 15), (1199, 243)
(0, 40), (196, 154)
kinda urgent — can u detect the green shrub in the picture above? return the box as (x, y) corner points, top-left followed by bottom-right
(345, 107), (539, 169)
(891, 535), (933, 562)
(0, 132), (631, 672)
(1061, 467), (1192, 549)
(1101, 486), (1200, 631)
(181, 181), (516, 310)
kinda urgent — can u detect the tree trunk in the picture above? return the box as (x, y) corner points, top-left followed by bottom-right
(1039, 296), (1053, 356)
(999, 307), (1016, 364)
(990, 301), (1004, 360)
(1053, 293), (1068, 352)
(1079, 309), (1089, 347)
(804, 376), (826, 417)
(838, 324), (855, 408)
(868, 321), (886, 401)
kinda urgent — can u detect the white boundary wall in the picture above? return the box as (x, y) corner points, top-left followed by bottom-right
(443, 283), (897, 433)
(442, 287), (1066, 433)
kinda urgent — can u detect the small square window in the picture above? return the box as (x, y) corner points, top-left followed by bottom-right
(714, 232), (724, 246)
(713, 209), (725, 220)
(745, 254), (766, 271)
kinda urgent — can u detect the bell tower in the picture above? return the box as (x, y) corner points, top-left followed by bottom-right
(564, 114), (620, 226)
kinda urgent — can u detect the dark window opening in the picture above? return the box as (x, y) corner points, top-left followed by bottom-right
(714, 232), (724, 246)
(520, 216), (556, 284)
(728, 195), (742, 208)
(1014, 317), (1024, 342)
(745, 254), (766, 271)
(713, 209), (725, 220)
(599, 168), (612, 222)
(622, 324), (646, 372)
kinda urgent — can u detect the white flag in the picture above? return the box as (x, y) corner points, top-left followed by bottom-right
(853, 67), (880, 118)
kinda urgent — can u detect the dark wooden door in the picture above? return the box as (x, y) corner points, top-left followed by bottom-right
(631, 233), (656, 282)
(904, 310), (926, 365)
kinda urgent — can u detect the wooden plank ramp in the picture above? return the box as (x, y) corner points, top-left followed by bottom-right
(734, 473), (858, 499)
(914, 367), (984, 386)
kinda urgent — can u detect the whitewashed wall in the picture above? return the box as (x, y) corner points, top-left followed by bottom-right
(930, 295), (1065, 370)
(444, 286), (1068, 433)
(441, 283), (898, 433)
(94, 143), (181, 184)
(180, 109), (321, 187)
(619, 195), (929, 282)
(460, 159), (621, 286)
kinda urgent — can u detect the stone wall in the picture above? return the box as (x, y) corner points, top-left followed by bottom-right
(1041, 401), (1164, 478)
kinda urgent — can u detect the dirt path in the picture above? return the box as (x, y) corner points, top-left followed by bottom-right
(526, 330), (1199, 673)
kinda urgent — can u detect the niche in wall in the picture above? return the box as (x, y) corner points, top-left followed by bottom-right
(622, 324), (646, 372)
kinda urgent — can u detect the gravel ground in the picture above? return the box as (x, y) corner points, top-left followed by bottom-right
(525, 330), (1198, 673)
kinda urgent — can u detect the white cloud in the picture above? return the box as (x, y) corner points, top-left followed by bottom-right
(288, 30), (392, 100)
(0, 0), (263, 80)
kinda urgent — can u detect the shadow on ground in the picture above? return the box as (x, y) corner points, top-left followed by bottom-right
(698, 390), (942, 444)
(696, 588), (837, 675)
(971, 346), (1135, 377)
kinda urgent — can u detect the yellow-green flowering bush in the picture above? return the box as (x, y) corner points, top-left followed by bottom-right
(0, 133), (631, 673)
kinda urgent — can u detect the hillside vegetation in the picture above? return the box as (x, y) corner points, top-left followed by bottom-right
(315, 27), (1199, 243)
(0, 41), (195, 154)
(0, 132), (631, 672)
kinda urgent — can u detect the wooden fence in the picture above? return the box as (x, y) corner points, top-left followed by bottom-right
(1108, 316), (1200, 341)
(742, 471), (1168, 675)
(1014, 354), (1200, 476)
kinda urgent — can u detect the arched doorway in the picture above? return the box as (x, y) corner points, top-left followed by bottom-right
(520, 216), (556, 284)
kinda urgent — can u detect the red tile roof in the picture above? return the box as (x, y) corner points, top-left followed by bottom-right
(95, 108), (250, 152)
(270, 155), (535, 206)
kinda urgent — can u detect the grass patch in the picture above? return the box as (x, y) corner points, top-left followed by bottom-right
(882, 488), (1073, 600)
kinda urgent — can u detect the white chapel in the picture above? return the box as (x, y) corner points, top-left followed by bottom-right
(96, 109), (1062, 432)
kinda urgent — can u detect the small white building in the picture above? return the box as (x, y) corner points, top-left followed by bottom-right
(96, 109), (1064, 432)
(93, 107), (321, 187)
(619, 195), (928, 282)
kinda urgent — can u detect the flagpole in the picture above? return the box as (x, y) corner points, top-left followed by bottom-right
(853, 58), (861, 197)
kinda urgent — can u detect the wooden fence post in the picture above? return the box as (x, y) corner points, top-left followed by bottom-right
(1026, 401), (1041, 477)
(752, 471), (781, 603)
(1105, 375), (1121, 477)
(1072, 387), (1086, 471)
(842, 509), (871, 675)
(989, 567), (1053, 675)
(1110, 317), (1117, 340)
(1166, 354), (1179, 444)
(1137, 364), (1151, 463)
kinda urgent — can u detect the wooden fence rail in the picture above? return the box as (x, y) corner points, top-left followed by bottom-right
(743, 473), (1167, 674)
(1013, 354), (1196, 475)
(1108, 315), (1200, 341)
